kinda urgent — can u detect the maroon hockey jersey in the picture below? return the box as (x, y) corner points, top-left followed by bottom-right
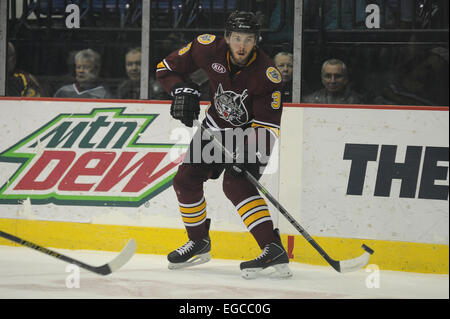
(156, 34), (283, 137)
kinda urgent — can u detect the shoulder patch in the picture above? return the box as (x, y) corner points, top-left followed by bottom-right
(266, 67), (282, 84)
(178, 42), (192, 55)
(197, 34), (216, 45)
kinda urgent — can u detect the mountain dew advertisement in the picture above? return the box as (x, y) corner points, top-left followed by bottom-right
(0, 107), (185, 207)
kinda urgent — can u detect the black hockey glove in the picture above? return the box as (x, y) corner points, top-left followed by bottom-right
(170, 82), (201, 127)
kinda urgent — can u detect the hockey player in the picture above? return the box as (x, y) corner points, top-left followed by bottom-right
(156, 11), (292, 279)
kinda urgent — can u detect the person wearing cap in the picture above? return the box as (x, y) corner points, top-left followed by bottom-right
(156, 11), (291, 279)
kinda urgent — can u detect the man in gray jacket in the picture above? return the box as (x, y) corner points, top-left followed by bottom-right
(303, 58), (362, 105)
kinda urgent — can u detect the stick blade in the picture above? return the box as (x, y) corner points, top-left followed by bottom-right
(338, 244), (374, 273)
(100, 239), (137, 275)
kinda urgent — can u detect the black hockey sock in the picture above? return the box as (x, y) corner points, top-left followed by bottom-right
(249, 220), (278, 249)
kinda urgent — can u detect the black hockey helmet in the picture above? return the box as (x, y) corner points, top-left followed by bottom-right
(225, 11), (261, 38)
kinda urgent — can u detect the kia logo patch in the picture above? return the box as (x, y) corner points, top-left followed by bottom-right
(212, 63), (227, 74)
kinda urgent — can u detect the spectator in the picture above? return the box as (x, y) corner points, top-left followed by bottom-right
(54, 49), (113, 99)
(6, 42), (45, 97)
(274, 52), (294, 102)
(117, 47), (170, 100)
(273, 51), (312, 103)
(117, 47), (142, 99)
(303, 59), (363, 104)
(373, 47), (449, 106)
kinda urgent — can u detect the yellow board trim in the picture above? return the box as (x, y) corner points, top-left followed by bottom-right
(0, 218), (448, 274)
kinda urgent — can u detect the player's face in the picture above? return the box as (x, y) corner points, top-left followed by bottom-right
(275, 55), (293, 83)
(226, 32), (257, 67)
(125, 52), (141, 82)
(321, 64), (348, 93)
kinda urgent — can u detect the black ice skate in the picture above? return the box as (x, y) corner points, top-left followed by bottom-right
(240, 230), (292, 279)
(167, 220), (211, 270)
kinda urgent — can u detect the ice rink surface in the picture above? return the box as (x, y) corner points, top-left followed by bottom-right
(0, 245), (448, 300)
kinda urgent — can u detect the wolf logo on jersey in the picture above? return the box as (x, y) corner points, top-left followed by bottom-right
(214, 84), (249, 126)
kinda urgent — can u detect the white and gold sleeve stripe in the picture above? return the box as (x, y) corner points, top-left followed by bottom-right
(251, 120), (280, 138)
(156, 59), (173, 73)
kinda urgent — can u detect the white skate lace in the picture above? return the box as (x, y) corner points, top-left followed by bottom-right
(176, 241), (195, 255)
(255, 246), (270, 260)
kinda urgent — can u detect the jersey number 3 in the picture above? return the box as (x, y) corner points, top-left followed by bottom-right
(271, 91), (281, 109)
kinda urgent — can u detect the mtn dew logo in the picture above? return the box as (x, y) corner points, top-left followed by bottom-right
(0, 108), (185, 207)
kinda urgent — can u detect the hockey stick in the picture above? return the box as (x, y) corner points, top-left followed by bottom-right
(0, 230), (136, 276)
(194, 120), (374, 273)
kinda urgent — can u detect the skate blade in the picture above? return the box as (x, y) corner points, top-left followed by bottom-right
(168, 253), (211, 270)
(272, 264), (293, 278)
(241, 263), (293, 280)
